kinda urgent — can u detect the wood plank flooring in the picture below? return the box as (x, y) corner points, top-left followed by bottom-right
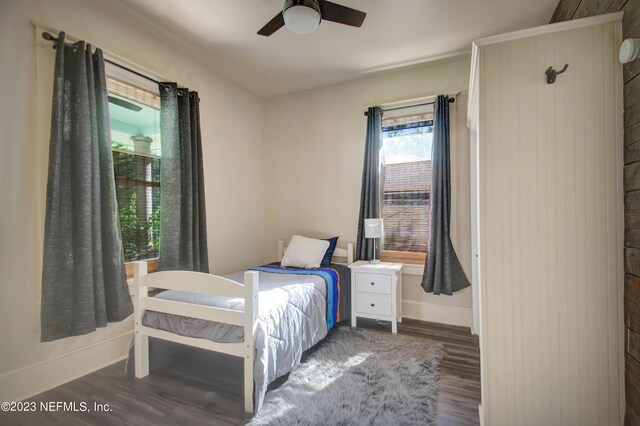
(0, 319), (480, 425)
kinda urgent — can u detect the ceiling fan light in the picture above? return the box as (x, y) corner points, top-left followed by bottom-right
(283, 5), (321, 35)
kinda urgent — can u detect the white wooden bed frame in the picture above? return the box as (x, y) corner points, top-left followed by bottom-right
(134, 240), (353, 413)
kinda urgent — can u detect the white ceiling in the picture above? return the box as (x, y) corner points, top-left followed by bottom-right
(112, 0), (558, 97)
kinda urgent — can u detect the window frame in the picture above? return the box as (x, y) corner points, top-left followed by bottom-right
(106, 74), (162, 271)
(380, 112), (434, 264)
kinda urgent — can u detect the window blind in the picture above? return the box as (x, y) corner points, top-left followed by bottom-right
(107, 76), (160, 109)
(113, 151), (160, 261)
(382, 112), (433, 128)
(382, 160), (431, 252)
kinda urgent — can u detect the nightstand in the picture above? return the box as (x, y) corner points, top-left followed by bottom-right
(349, 260), (403, 333)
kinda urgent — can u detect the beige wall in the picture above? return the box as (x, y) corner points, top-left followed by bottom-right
(0, 0), (264, 400)
(262, 56), (474, 322)
(0, 0), (475, 401)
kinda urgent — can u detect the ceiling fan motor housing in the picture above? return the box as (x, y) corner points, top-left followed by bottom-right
(283, 0), (322, 34)
(284, 0), (321, 16)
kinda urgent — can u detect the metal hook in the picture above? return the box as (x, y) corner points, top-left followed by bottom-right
(545, 64), (569, 84)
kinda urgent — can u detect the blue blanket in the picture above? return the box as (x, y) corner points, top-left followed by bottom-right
(250, 264), (341, 330)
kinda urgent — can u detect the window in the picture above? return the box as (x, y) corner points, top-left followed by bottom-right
(107, 77), (161, 262)
(380, 113), (433, 264)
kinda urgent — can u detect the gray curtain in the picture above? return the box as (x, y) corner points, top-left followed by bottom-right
(159, 83), (209, 272)
(421, 96), (470, 295)
(356, 107), (383, 261)
(41, 32), (133, 342)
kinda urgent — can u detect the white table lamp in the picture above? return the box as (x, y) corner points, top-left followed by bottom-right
(365, 218), (383, 264)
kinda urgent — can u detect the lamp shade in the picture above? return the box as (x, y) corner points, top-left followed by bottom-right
(283, 4), (321, 35)
(364, 218), (383, 239)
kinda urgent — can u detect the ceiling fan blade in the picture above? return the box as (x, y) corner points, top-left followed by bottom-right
(258, 12), (285, 36)
(319, 1), (366, 27)
(108, 96), (142, 112)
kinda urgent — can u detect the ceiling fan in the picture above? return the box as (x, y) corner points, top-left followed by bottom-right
(258, 0), (366, 36)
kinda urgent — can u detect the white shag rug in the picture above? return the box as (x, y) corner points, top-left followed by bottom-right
(248, 326), (445, 426)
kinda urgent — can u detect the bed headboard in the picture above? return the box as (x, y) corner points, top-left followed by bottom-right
(277, 239), (354, 265)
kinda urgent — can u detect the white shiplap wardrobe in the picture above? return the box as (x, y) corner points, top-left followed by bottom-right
(468, 13), (624, 426)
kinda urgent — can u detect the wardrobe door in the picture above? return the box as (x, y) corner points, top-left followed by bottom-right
(476, 17), (623, 426)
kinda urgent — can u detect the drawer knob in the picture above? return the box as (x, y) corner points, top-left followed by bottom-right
(371, 303), (375, 307)
(370, 282), (375, 286)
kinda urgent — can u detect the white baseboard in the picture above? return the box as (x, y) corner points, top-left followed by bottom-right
(0, 331), (133, 402)
(402, 300), (473, 329)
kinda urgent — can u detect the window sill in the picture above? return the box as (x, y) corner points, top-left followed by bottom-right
(125, 257), (158, 281)
(381, 250), (425, 264)
(379, 250), (425, 276)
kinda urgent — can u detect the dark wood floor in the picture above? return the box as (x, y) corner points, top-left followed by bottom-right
(0, 319), (480, 425)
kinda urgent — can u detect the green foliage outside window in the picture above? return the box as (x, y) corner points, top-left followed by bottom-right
(148, 206), (160, 254)
(117, 192), (160, 261)
(112, 144), (161, 261)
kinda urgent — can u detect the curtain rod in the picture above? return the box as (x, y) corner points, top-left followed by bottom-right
(41, 31), (161, 86)
(363, 97), (455, 116)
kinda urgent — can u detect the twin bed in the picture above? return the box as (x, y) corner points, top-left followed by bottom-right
(132, 241), (354, 413)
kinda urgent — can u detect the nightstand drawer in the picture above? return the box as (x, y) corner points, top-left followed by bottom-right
(355, 272), (392, 295)
(355, 293), (392, 317)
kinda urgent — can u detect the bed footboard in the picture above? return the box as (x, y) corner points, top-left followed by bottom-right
(133, 262), (259, 413)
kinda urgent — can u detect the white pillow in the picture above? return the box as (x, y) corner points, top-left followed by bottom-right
(281, 235), (330, 269)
